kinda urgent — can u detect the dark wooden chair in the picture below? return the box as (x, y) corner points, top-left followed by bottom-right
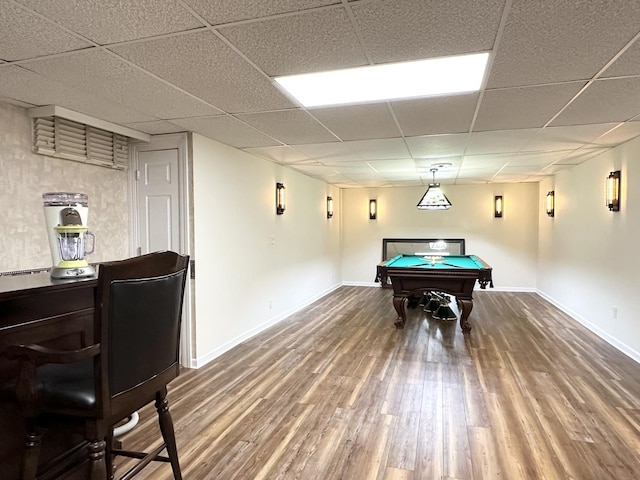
(6, 251), (189, 480)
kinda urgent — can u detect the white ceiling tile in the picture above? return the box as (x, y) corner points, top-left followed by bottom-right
(524, 124), (621, 151)
(184, 0), (340, 26)
(3, 0), (640, 188)
(500, 165), (547, 175)
(456, 169), (499, 183)
(288, 164), (345, 177)
(405, 134), (468, 158)
(172, 116), (280, 148)
(386, 179), (426, 187)
(16, 0), (203, 44)
(555, 148), (609, 165)
(601, 41), (640, 78)
(343, 179), (389, 188)
(414, 157), (462, 170)
(367, 159), (416, 173)
(488, 0), (640, 88)
(310, 104), (401, 141)
(460, 154), (512, 169)
(538, 165), (573, 175)
(551, 77), (640, 126)
(392, 94), (479, 136)
(453, 178), (492, 185)
(350, 0), (504, 63)
(345, 138), (410, 160)
(0, 1), (91, 60)
(242, 146), (311, 164)
(329, 163), (378, 175)
(508, 151), (573, 167)
(475, 83), (585, 131)
(24, 50), (222, 119)
(294, 142), (361, 163)
(466, 129), (538, 155)
(235, 110), (337, 145)
(592, 122), (640, 146)
(110, 31), (295, 113)
(219, 8), (367, 76)
(0, 65), (154, 123)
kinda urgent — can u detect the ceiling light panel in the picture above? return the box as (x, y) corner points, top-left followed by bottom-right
(274, 53), (489, 107)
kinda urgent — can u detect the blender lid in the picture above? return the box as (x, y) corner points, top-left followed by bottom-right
(43, 192), (88, 207)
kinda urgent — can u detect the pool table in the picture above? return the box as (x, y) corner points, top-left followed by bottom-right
(376, 254), (493, 331)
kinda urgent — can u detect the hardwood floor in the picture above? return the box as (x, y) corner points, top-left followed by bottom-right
(116, 287), (640, 479)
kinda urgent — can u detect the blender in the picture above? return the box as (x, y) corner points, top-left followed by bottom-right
(43, 192), (96, 279)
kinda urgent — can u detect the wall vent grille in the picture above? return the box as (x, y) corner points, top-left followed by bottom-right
(28, 106), (150, 170)
(32, 116), (129, 170)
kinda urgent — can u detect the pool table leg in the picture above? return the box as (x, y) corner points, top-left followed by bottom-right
(457, 298), (473, 332)
(393, 295), (408, 328)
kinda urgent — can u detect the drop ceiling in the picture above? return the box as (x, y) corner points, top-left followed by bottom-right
(2, 0), (640, 188)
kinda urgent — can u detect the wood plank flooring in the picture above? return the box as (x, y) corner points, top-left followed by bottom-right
(116, 287), (640, 480)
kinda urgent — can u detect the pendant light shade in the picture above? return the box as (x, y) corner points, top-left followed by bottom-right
(417, 168), (452, 210)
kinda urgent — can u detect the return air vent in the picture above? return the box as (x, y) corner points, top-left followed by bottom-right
(29, 105), (150, 170)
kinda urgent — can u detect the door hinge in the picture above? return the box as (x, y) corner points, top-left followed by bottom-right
(135, 170), (141, 181)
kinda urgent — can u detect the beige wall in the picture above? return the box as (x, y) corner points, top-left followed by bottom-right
(538, 136), (640, 361)
(0, 102), (129, 272)
(341, 182), (539, 290)
(191, 133), (342, 366)
(2, 99), (637, 365)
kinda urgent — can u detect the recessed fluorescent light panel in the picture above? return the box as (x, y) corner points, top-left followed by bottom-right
(274, 52), (489, 107)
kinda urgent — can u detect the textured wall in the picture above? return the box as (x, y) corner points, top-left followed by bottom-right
(0, 101), (130, 272)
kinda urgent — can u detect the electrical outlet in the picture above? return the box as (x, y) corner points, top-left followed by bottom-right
(268, 299), (273, 310)
(612, 306), (618, 319)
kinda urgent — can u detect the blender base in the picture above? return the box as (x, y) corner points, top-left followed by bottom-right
(50, 265), (96, 279)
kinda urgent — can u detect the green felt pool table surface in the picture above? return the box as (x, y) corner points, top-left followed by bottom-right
(383, 254), (488, 270)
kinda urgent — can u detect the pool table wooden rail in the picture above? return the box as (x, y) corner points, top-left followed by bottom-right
(378, 255), (492, 331)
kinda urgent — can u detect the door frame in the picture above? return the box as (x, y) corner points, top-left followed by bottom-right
(129, 132), (193, 368)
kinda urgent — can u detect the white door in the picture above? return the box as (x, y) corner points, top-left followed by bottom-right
(137, 148), (180, 253)
(131, 133), (192, 367)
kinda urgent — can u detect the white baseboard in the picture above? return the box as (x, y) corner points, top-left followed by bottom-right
(537, 289), (640, 364)
(192, 282), (342, 369)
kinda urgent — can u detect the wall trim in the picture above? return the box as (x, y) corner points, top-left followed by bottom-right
(537, 289), (640, 364)
(193, 282), (342, 369)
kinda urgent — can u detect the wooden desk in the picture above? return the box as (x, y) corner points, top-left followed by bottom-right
(0, 272), (96, 480)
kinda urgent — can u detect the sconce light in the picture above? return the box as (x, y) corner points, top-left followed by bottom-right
(276, 182), (286, 215)
(494, 195), (503, 218)
(606, 170), (621, 211)
(546, 191), (555, 217)
(369, 199), (377, 220)
(327, 196), (333, 218)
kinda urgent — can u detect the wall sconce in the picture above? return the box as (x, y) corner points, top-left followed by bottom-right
(276, 182), (286, 215)
(546, 191), (555, 217)
(327, 196), (333, 218)
(606, 170), (621, 211)
(369, 199), (377, 220)
(494, 195), (503, 218)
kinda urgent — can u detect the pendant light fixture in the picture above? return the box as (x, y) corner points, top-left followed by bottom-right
(417, 167), (452, 210)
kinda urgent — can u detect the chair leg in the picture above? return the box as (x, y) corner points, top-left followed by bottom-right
(155, 389), (182, 480)
(20, 418), (42, 480)
(106, 429), (115, 480)
(87, 439), (107, 480)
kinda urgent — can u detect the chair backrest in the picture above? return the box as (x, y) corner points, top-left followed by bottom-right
(94, 251), (189, 418)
